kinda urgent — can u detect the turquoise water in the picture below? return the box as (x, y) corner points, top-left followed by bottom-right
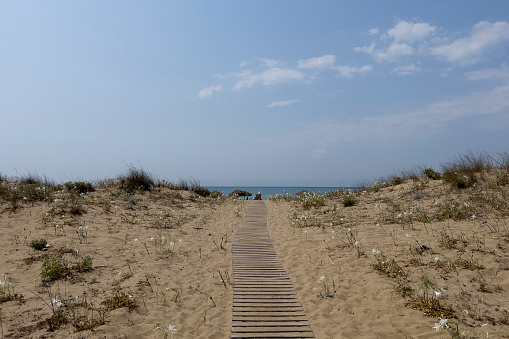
(204, 186), (357, 198)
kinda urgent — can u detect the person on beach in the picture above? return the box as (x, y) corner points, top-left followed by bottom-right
(255, 192), (262, 200)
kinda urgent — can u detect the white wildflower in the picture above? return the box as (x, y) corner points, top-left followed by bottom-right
(319, 276), (325, 281)
(434, 288), (446, 299)
(434, 257), (440, 262)
(166, 323), (176, 333)
(134, 238), (138, 242)
(52, 298), (63, 309)
(433, 317), (449, 332)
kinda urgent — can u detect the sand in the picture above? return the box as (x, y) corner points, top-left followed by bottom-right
(1, 176), (508, 338)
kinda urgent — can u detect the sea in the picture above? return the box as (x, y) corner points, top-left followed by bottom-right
(204, 186), (358, 198)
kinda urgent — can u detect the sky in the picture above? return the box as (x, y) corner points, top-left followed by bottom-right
(1, 1), (509, 186)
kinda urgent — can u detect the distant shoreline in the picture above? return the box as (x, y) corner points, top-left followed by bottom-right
(204, 186), (358, 197)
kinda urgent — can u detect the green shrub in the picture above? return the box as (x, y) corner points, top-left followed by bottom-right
(30, 239), (48, 251)
(75, 256), (93, 273)
(300, 193), (326, 209)
(192, 186), (210, 197)
(424, 168), (441, 180)
(41, 256), (66, 282)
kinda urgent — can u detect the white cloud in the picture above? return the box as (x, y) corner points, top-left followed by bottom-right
(387, 20), (437, 43)
(431, 21), (509, 65)
(353, 43), (375, 55)
(259, 58), (279, 67)
(371, 43), (414, 62)
(233, 67), (303, 90)
(197, 85), (222, 99)
(336, 65), (373, 78)
(355, 20), (434, 63)
(267, 99), (300, 108)
(466, 64), (509, 82)
(368, 28), (379, 36)
(239, 58), (279, 68)
(298, 55), (335, 69)
(391, 64), (421, 75)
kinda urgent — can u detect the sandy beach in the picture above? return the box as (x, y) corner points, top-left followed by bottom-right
(1, 170), (509, 338)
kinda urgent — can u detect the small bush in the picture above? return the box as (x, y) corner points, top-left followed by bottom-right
(391, 176), (403, 186)
(30, 239), (48, 251)
(442, 171), (476, 189)
(424, 168), (441, 180)
(19, 172), (55, 187)
(496, 170), (509, 186)
(192, 186), (210, 197)
(120, 165), (155, 192)
(41, 256), (66, 282)
(102, 288), (137, 311)
(299, 193), (326, 209)
(75, 256), (93, 273)
(64, 181), (95, 194)
(441, 151), (494, 188)
(343, 195), (356, 207)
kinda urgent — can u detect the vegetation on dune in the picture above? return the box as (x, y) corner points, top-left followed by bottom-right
(268, 150), (509, 337)
(1, 150), (508, 337)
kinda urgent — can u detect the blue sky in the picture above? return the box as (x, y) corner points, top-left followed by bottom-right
(2, 1), (509, 186)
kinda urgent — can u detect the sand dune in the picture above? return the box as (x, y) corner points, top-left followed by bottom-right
(1, 173), (508, 338)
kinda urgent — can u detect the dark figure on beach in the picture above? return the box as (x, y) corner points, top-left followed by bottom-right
(255, 192), (262, 200)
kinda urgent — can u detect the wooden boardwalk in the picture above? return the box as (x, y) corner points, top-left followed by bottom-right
(231, 201), (315, 338)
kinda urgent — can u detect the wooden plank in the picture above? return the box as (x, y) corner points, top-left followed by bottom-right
(231, 201), (315, 338)
(232, 321), (311, 327)
(231, 332), (315, 338)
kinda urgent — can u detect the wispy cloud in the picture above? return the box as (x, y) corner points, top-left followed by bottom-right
(431, 21), (509, 65)
(267, 99), (300, 108)
(354, 41), (414, 62)
(197, 85), (222, 99)
(297, 55), (335, 69)
(391, 64), (421, 75)
(336, 65), (373, 78)
(233, 67), (303, 90)
(266, 83), (509, 147)
(368, 28), (379, 36)
(465, 63), (509, 82)
(356, 20), (509, 67)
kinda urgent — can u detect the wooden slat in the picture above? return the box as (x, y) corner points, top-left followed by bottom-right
(231, 201), (315, 338)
